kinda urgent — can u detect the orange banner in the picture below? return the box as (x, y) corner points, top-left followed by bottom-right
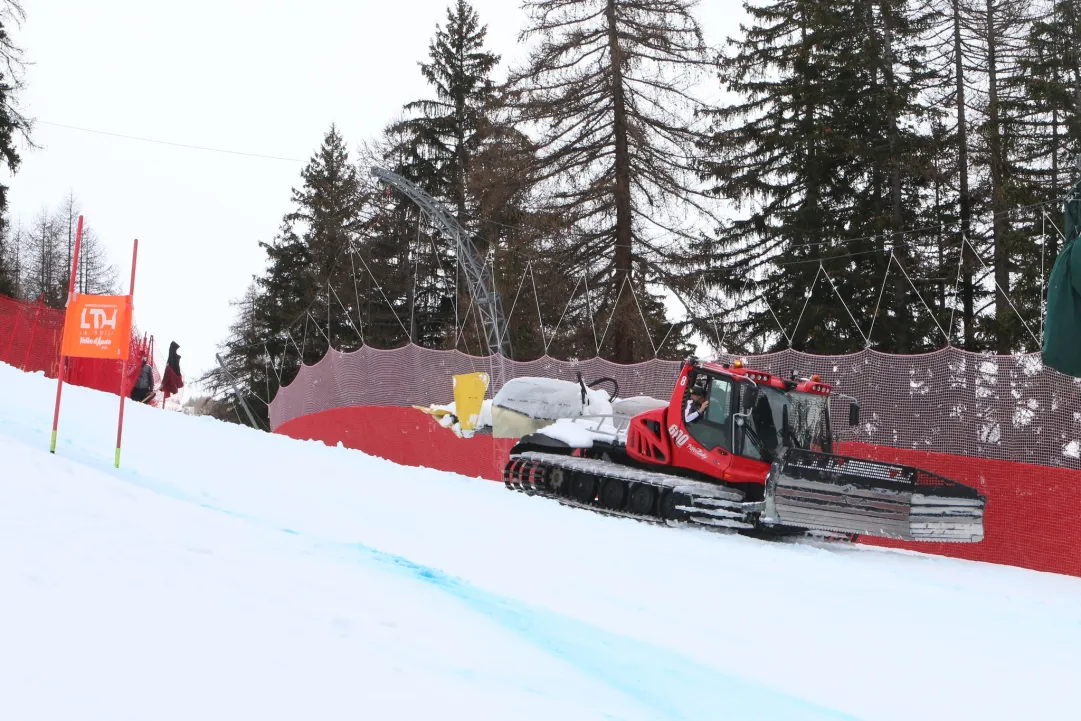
(61, 295), (133, 360)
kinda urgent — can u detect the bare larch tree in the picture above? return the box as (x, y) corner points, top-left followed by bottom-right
(506, 0), (716, 363)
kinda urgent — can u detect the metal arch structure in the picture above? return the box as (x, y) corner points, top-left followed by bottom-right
(371, 167), (511, 358)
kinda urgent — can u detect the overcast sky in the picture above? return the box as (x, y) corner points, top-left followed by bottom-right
(6, 0), (744, 385)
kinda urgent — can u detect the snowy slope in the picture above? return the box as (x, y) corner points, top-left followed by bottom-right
(1, 363), (1079, 721)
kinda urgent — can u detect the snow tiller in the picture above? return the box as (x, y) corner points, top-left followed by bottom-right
(498, 359), (986, 544)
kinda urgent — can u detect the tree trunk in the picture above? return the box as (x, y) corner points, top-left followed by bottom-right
(985, 0), (1011, 354)
(455, 52), (469, 223)
(953, 0), (976, 350)
(606, 0), (636, 363)
(793, 15), (818, 350)
(1049, 100), (1060, 264)
(881, 2), (910, 353)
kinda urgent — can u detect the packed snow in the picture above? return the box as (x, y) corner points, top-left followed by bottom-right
(493, 376), (613, 420)
(535, 416), (615, 448)
(1, 361), (1080, 721)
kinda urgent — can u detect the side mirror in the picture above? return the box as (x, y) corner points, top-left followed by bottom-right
(781, 405), (790, 441)
(742, 383), (759, 410)
(848, 401), (860, 427)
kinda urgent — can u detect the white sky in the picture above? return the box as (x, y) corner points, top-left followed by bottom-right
(6, 0), (744, 382)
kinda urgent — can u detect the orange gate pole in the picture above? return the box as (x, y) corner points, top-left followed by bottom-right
(114, 239), (138, 468)
(50, 216), (83, 454)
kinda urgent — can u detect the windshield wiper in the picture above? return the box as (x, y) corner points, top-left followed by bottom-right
(738, 418), (774, 463)
(780, 404), (798, 450)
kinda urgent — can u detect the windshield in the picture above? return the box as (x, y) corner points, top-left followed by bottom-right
(740, 387), (832, 461)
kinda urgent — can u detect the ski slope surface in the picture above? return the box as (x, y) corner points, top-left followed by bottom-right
(1, 362), (1079, 721)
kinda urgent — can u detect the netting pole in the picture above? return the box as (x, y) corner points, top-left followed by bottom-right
(21, 294), (44, 371)
(51, 216), (84, 454)
(114, 239), (138, 468)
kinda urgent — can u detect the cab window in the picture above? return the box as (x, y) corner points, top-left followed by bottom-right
(685, 374), (733, 452)
(705, 379), (731, 426)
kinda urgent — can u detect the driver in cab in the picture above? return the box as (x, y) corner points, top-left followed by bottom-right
(685, 386), (709, 423)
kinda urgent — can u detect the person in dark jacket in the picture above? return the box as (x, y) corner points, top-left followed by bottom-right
(1042, 163), (1081, 377)
(161, 341), (184, 400)
(130, 356), (155, 403)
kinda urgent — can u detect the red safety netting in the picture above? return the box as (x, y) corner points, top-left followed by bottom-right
(270, 344), (1081, 472)
(0, 293), (160, 400)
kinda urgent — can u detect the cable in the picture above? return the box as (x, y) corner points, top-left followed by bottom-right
(37, 120), (305, 162)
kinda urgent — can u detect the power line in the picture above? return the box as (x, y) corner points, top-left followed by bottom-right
(37, 120), (305, 163)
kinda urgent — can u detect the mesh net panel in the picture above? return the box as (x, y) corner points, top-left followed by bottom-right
(0, 293), (159, 401)
(270, 344), (1081, 471)
(0, 295), (65, 377)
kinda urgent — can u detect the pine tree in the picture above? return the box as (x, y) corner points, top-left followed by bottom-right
(707, 1), (950, 355)
(705, 2), (855, 354)
(505, 0), (713, 363)
(363, 1), (504, 354)
(207, 282), (275, 430)
(925, 0), (985, 349)
(943, 0), (1039, 352)
(0, 7), (29, 222)
(207, 127), (367, 425)
(393, 0), (499, 220)
(835, 0), (942, 354)
(0, 214), (15, 297)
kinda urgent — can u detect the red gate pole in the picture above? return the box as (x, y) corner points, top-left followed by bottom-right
(21, 294), (44, 371)
(115, 239), (138, 468)
(50, 216), (84, 454)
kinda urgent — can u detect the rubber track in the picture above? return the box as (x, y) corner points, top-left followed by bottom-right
(506, 451), (760, 533)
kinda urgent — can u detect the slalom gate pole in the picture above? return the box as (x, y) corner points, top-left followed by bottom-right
(115, 239), (138, 468)
(50, 216), (84, 454)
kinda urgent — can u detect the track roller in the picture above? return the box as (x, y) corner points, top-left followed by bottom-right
(599, 478), (627, 510)
(569, 472), (597, 504)
(628, 484), (657, 515)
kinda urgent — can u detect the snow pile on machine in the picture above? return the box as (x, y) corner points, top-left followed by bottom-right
(490, 376), (666, 446)
(416, 372), (666, 443)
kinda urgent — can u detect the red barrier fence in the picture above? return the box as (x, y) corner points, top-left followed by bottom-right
(277, 405), (1081, 578)
(0, 293), (158, 398)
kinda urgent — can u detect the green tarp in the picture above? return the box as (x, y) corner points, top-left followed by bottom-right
(1042, 170), (1081, 377)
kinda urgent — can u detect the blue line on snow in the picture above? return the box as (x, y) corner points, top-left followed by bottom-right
(6, 427), (859, 721)
(346, 543), (860, 721)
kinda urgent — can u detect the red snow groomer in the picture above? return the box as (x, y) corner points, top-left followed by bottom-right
(503, 359), (986, 543)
